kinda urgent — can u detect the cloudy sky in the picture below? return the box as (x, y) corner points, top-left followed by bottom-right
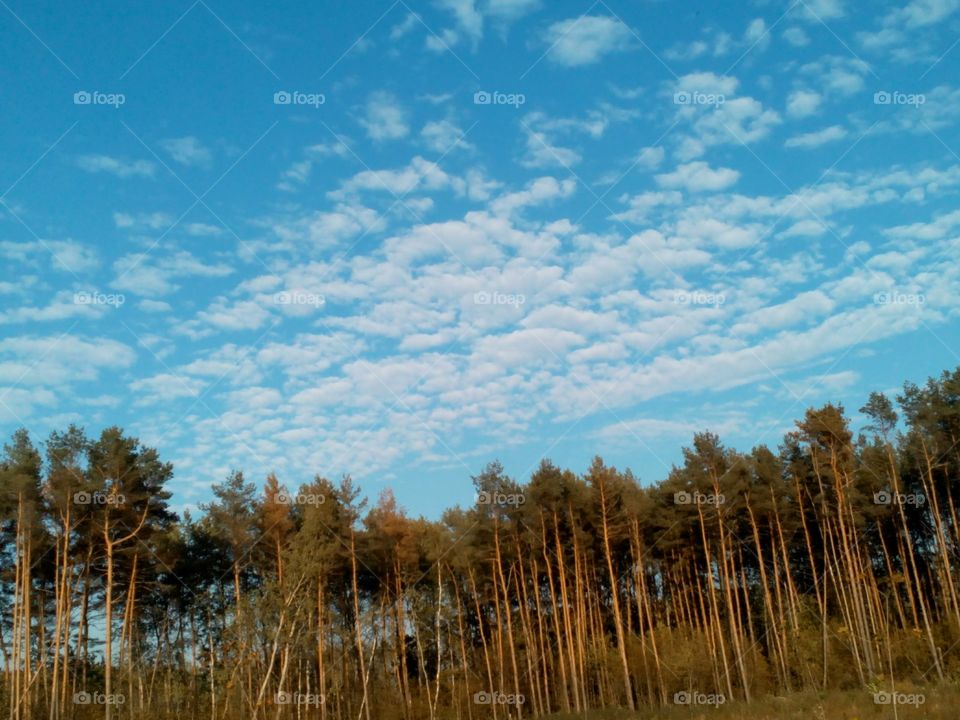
(1, 0), (959, 516)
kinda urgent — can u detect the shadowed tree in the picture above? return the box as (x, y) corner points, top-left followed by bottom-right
(1, 429), (44, 720)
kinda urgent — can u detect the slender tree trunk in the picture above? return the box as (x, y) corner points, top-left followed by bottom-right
(596, 477), (634, 710)
(349, 530), (371, 720)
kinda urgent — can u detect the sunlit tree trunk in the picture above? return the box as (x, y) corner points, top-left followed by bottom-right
(595, 472), (634, 710)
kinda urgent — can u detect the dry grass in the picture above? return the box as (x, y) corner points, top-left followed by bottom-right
(541, 684), (959, 719)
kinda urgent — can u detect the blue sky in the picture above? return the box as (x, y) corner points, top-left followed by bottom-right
(1, 0), (959, 518)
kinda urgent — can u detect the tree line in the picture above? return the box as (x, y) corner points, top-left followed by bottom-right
(3, 367), (960, 719)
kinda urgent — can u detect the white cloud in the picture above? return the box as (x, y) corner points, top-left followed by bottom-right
(390, 12), (419, 39)
(898, 0), (960, 27)
(77, 155), (155, 178)
(885, 208), (960, 240)
(665, 25), (765, 61)
(130, 373), (205, 404)
(522, 129), (581, 168)
(634, 146), (665, 170)
(675, 71), (739, 97)
(519, 107), (632, 168)
(743, 18), (769, 50)
(801, 56), (870, 96)
(159, 136), (212, 167)
(425, 28), (461, 53)
(782, 27), (810, 46)
(0, 386), (58, 421)
(857, 0), (960, 54)
(673, 77), (781, 158)
(0, 239), (99, 275)
(524, 109), (611, 140)
(473, 328), (584, 365)
(277, 160), (313, 190)
(875, 84), (960, 134)
(360, 92), (409, 141)
(544, 16), (633, 66)
(568, 230), (711, 291)
(486, 0), (540, 21)
(780, 219), (829, 238)
(656, 162), (740, 192)
(194, 299), (273, 332)
(857, 27), (906, 50)
(421, 120), (473, 153)
(331, 157), (463, 198)
(0, 335), (136, 388)
(272, 203), (387, 247)
(785, 124), (847, 148)
(277, 141), (350, 190)
(465, 169), (502, 200)
(258, 332), (365, 378)
(185, 222), (223, 237)
(665, 39), (710, 61)
(732, 291), (836, 335)
(786, 89), (821, 118)
(0, 293), (106, 325)
(382, 213), (511, 267)
(436, 0), (483, 42)
(113, 211), (173, 230)
(674, 217), (760, 249)
(49, 240), (100, 272)
(4, 239), (99, 274)
(796, 0), (845, 21)
(490, 176), (576, 216)
(610, 191), (682, 223)
(112, 250), (233, 296)
(139, 299), (173, 313)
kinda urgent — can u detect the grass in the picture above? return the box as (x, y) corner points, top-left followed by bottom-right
(540, 684), (959, 719)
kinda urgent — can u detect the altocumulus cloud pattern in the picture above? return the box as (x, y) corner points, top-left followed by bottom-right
(0, 0), (958, 515)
